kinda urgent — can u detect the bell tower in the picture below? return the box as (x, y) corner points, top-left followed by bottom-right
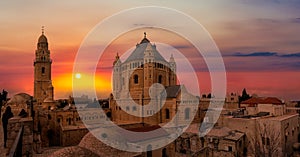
(34, 27), (54, 104)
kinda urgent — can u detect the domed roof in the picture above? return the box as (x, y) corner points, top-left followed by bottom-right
(49, 146), (99, 157)
(124, 40), (167, 64)
(79, 129), (139, 156)
(38, 34), (48, 43)
(7, 93), (32, 105)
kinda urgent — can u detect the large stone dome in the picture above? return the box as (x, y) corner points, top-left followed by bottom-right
(49, 146), (99, 157)
(78, 129), (139, 157)
(6, 93), (32, 105)
(50, 129), (140, 157)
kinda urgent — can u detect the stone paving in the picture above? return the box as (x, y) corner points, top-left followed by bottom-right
(33, 147), (63, 157)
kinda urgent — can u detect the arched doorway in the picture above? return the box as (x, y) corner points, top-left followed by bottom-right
(162, 147), (167, 157)
(147, 144), (152, 157)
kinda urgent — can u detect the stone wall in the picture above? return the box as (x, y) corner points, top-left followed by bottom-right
(60, 126), (88, 146)
(7, 117), (33, 157)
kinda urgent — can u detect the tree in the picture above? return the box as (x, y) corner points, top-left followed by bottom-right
(239, 88), (251, 104)
(207, 93), (212, 99)
(249, 122), (281, 157)
(0, 89), (8, 118)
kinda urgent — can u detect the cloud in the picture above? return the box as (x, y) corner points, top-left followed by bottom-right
(231, 52), (278, 57)
(281, 52), (300, 57)
(173, 44), (191, 49)
(290, 18), (300, 23)
(229, 52), (300, 58)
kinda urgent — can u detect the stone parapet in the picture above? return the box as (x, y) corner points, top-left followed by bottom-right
(7, 117), (33, 157)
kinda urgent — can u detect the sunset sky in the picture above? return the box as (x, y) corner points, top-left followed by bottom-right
(0, 0), (300, 100)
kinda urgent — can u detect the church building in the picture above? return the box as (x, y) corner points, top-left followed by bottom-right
(110, 33), (200, 125)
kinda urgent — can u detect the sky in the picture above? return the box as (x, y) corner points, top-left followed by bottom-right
(0, 0), (300, 100)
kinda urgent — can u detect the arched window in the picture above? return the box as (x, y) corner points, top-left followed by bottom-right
(42, 67), (45, 74)
(134, 75), (139, 84)
(132, 106), (137, 111)
(185, 108), (190, 120)
(67, 117), (72, 125)
(165, 109), (170, 119)
(158, 75), (163, 83)
(147, 145), (152, 157)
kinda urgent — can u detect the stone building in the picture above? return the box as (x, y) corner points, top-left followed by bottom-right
(49, 124), (175, 157)
(219, 97), (299, 157)
(173, 123), (245, 157)
(240, 97), (285, 116)
(33, 29), (55, 108)
(31, 30), (90, 149)
(110, 33), (199, 126)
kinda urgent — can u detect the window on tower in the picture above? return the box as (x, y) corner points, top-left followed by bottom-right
(42, 67), (45, 74)
(134, 75), (139, 84)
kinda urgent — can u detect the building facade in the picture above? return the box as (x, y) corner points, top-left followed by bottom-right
(110, 33), (199, 126)
(33, 30), (54, 107)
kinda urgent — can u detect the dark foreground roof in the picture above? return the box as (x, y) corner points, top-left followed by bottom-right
(163, 85), (181, 98)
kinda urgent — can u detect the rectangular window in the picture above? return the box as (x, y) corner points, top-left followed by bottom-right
(42, 67), (45, 74)
(228, 146), (232, 152)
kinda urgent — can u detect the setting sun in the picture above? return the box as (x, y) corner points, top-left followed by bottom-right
(75, 73), (81, 79)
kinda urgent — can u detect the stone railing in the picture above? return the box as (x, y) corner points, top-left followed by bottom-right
(6, 117), (33, 157)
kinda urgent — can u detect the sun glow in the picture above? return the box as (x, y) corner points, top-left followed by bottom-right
(52, 72), (112, 98)
(75, 73), (81, 79)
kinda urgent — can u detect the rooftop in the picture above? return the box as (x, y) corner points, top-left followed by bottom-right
(120, 125), (169, 142)
(241, 97), (283, 105)
(163, 85), (181, 98)
(262, 113), (298, 121)
(124, 33), (168, 64)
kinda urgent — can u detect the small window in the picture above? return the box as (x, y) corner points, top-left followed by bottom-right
(158, 75), (162, 83)
(185, 108), (190, 120)
(228, 146), (232, 152)
(134, 75), (139, 84)
(165, 109), (170, 119)
(132, 106), (137, 111)
(42, 67), (45, 74)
